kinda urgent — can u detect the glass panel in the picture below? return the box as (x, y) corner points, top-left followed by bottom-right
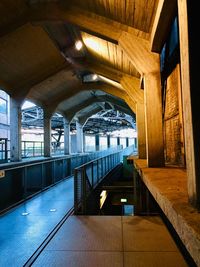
(0, 98), (7, 114)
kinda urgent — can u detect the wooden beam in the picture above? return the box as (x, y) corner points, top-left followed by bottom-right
(144, 72), (164, 167)
(151, 0), (177, 53)
(28, 4), (149, 43)
(119, 32), (160, 75)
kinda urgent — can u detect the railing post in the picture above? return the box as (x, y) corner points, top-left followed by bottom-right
(53, 161), (56, 183)
(62, 159), (65, 179)
(97, 159), (99, 183)
(41, 163), (45, 189)
(82, 167), (87, 214)
(5, 139), (8, 161)
(92, 162), (94, 187)
(23, 166), (27, 199)
(74, 169), (78, 214)
(101, 158), (103, 178)
(33, 142), (35, 157)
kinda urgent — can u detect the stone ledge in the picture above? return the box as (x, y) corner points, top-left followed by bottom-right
(133, 158), (200, 267)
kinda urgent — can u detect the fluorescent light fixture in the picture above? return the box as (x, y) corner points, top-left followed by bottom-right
(21, 212), (29, 216)
(120, 198), (127, 203)
(75, 40), (83, 51)
(49, 209), (57, 212)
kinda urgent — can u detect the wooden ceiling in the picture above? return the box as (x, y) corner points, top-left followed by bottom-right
(82, 32), (140, 78)
(0, 0), (159, 117)
(73, 0), (158, 32)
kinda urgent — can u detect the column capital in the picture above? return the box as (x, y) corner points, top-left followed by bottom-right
(43, 109), (53, 120)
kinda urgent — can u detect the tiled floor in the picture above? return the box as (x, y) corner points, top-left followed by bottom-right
(0, 177), (74, 267)
(33, 216), (188, 267)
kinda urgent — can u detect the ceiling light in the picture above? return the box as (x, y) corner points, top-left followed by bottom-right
(75, 40), (83, 51)
(120, 198), (127, 203)
(92, 74), (98, 81)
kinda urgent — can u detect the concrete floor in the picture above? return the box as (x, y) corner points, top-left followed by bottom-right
(0, 173), (189, 267)
(0, 177), (74, 267)
(33, 216), (188, 267)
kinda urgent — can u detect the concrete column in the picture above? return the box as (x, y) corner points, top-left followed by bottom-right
(63, 118), (71, 155)
(10, 98), (22, 162)
(134, 138), (137, 149)
(95, 134), (100, 151)
(136, 102), (146, 159)
(126, 137), (129, 147)
(178, 0), (200, 208)
(107, 135), (111, 149)
(144, 72), (164, 167)
(43, 110), (52, 157)
(76, 121), (84, 153)
(117, 136), (120, 147)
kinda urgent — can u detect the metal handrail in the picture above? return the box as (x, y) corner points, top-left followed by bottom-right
(74, 145), (134, 214)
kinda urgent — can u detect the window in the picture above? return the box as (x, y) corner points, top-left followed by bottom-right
(0, 98), (7, 114)
(160, 16), (179, 79)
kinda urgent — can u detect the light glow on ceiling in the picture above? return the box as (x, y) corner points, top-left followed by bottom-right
(99, 75), (123, 89)
(83, 37), (99, 51)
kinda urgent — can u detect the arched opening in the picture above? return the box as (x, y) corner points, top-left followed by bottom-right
(21, 100), (44, 158)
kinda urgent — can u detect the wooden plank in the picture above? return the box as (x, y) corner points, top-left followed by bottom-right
(144, 72), (164, 167)
(151, 0), (177, 52)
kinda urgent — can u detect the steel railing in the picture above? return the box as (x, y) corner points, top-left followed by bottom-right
(0, 146), (134, 212)
(74, 145), (134, 214)
(0, 139), (137, 161)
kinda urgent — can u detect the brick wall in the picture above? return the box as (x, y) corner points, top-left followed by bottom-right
(164, 64), (185, 166)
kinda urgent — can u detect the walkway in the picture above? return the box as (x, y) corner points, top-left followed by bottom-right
(0, 177), (74, 267)
(32, 215), (188, 267)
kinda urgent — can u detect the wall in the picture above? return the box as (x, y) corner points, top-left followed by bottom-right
(163, 64), (185, 166)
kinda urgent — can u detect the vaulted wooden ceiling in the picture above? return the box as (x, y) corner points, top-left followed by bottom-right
(0, 0), (159, 120)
